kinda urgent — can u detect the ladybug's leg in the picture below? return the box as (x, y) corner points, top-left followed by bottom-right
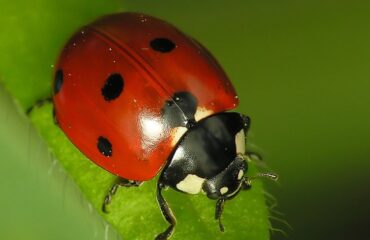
(241, 114), (266, 167)
(215, 198), (226, 232)
(240, 115), (262, 162)
(102, 178), (141, 213)
(241, 114), (251, 133)
(26, 97), (52, 115)
(242, 173), (278, 191)
(26, 97), (58, 124)
(155, 181), (176, 240)
(242, 178), (252, 190)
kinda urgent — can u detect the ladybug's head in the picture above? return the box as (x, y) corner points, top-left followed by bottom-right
(201, 154), (278, 200)
(202, 155), (248, 200)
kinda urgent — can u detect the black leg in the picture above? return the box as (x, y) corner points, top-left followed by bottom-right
(102, 177), (141, 213)
(26, 97), (52, 115)
(52, 107), (58, 125)
(240, 114), (264, 162)
(155, 182), (176, 240)
(241, 114), (251, 132)
(26, 97), (59, 125)
(241, 114), (265, 164)
(215, 198), (226, 232)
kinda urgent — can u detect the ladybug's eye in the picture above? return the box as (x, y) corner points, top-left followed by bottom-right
(101, 73), (124, 101)
(150, 38), (176, 53)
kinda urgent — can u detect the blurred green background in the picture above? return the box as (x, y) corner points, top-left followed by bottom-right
(1, 0), (369, 240)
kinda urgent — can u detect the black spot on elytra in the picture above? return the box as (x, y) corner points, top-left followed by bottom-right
(102, 73), (124, 101)
(97, 136), (112, 157)
(54, 69), (63, 94)
(161, 92), (198, 128)
(150, 38), (176, 53)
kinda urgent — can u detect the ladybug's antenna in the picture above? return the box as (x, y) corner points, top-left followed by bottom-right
(244, 172), (278, 187)
(252, 172), (279, 181)
(242, 172), (278, 190)
(240, 153), (278, 181)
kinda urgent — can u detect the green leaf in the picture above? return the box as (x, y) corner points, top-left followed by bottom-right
(0, 0), (122, 110)
(1, 1), (272, 239)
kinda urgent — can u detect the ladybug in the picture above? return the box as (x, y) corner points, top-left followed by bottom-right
(51, 12), (275, 240)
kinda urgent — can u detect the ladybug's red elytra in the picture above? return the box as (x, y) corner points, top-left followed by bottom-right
(50, 12), (276, 240)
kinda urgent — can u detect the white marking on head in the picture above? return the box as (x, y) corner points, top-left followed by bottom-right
(238, 170), (244, 180)
(235, 129), (246, 154)
(176, 174), (205, 194)
(220, 187), (229, 195)
(194, 106), (214, 122)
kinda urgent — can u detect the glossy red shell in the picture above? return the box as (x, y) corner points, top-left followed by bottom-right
(53, 12), (239, 181)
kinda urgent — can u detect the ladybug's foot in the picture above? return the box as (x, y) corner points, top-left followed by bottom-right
(155, 225), (175, 240)
(242, 178), (252, 190)
(215, 198), (226, 232)
(102, 183), (119, 213)
(26, 97), (58, 124)
(155, 182), (176, 240)
(26, 97), (52, 115)
(102, 178), (141, 213)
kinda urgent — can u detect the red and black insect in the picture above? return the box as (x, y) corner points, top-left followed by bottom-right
(44, 12), (276, 239)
